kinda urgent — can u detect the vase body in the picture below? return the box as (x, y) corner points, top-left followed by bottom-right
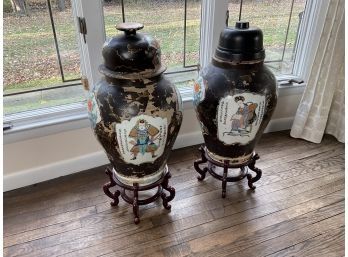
(193, 21), (278, 165)
(87, 23), (183, 186)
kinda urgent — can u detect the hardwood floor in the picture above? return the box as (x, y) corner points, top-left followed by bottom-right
(4, 131), (344, 257)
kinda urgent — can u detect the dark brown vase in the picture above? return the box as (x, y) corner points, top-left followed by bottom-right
(193, 21), (278, 165)
(87, 22), (183, 186)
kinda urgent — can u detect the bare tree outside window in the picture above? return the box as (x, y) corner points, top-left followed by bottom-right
(57, 0), (65, 11)
(10, 0), (30, 15)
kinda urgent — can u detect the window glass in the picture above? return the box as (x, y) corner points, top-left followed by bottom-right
(4, 0), (83, 115)
(103, 0), (201, 89)
(228, 0), (307, 75)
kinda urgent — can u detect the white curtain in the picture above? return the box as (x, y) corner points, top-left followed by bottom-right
(290, 0), (344, 143)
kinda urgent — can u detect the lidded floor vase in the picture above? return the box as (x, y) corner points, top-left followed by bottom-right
(193, 21), (278, 165)
(87, 22), (183, 186)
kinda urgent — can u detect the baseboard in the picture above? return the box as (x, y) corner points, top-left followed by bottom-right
(172, 131), (204, 150)
(3, 117), (294, 192)
(3, 151), (109, 192)
(264, 116), (294, 133)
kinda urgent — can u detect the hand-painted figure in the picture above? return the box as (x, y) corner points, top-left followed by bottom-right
(230, 96), (258, 134)
(129, 119), (159, 160)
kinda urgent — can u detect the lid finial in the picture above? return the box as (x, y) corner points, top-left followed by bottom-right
(235, 21), (249, 29)
(116, 22), (144, 35)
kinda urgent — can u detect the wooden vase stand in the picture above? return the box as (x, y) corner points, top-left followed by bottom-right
(194, 146), (262, 198)
(103, 165), (175, 224)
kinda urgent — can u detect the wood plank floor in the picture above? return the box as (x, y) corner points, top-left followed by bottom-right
(4, 131), (345, 257)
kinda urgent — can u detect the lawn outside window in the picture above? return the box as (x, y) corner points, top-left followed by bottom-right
(4, 0), (322, 143)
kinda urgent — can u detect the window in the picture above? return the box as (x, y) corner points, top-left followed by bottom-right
(5, 0), (322, 139)
(228, 0), (307, 76)
(102, 0), (201, 91)
(3, 0), (84, 115)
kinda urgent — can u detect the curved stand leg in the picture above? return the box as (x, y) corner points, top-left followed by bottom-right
(247, 154), (262, 190)
(194, 146), (208, 181)
(103, 167), (120, 206)
(161, 172), (175, 210)
(133, 183), (140, 224)
(222, 161), (229, 198)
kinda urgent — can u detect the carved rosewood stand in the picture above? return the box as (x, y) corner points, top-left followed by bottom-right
(194, 146), (262, 198)
(103, 165), (175, 224)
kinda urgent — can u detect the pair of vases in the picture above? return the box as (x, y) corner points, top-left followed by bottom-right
(86, 22), (277, 188)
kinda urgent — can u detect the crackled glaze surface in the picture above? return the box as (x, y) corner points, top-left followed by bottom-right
(194, 60), (278, 165)
(90, 76), (182, 186)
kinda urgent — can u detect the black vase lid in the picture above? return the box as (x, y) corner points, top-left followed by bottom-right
(99, 22), (166, 79)
(214, 21), (265, 62)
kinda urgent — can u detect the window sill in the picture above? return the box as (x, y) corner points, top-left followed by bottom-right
(3, 96), (195, 144)
(4, 82), (305, 145)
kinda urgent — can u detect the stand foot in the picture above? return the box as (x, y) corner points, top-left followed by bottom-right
(194, 146), (208, 181)
(103, 167), (120, 206)
(222, 161), (228, 198)
(161, 172), (175, 210)
(110, 190), (120, 206)
(247, 154), (262, 190)
(133, 183), (140, 224)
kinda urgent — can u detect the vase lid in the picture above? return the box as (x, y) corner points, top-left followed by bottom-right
(214, 21), (265, 62)
(99, 22), (166, 79)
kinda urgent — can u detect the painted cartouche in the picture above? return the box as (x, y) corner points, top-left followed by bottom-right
(87, 22), (183, 186)
(193, 21), (278, 165)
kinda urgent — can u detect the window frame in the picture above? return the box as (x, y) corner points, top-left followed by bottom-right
(4, 0), (321, 144)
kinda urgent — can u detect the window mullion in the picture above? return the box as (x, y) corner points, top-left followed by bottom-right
(46, 0), (66, 82)
(72, 0), (105, 88)
(199, 0), (229, 69)
(292, 0), (330, 81)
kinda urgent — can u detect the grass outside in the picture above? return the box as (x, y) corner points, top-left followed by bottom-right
(4, 0), (306, 114)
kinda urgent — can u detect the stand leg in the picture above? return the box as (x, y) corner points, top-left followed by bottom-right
(133, 183), (140, 224)
(247, 153), (262, 190)
(194, 146), (208, 181)
(161, 171), (175, 210)
(103, 167), (120, 206)
(222, 161), (229, 198)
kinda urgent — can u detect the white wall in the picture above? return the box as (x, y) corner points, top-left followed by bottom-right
(3, 88), (304, 191)
(4, 0), (328, 192)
